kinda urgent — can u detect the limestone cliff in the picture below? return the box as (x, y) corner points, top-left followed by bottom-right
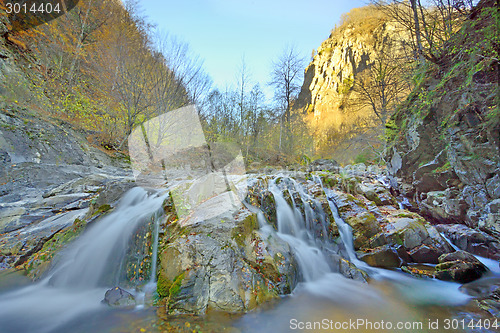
(297, 6), (409, 162)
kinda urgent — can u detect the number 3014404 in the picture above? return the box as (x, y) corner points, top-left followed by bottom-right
(6, 2), (61, 14)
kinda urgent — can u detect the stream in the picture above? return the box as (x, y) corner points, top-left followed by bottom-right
(0, 175), (498, 332)
(0, 188), (168, 333)
(236, 176), (496, 332)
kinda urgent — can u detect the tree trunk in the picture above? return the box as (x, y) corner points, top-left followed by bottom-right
(410, 0), (425, 62)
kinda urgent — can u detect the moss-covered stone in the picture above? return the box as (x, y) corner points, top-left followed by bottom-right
(23, 217), (87, 280)
(345, 211), (381, 250)
(157, 271), (172, 298)
(91, 204), (112, 217)
(168, 272), (185, 300)
(231, 213), (258, 248)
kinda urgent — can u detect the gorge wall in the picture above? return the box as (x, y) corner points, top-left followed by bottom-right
(297, 6), (409, 162)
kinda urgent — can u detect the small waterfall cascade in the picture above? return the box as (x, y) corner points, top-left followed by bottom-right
(267, 177), (332, 282)
(0, 187), (168, 333)
(315, 176), (472, 305)
(236, 175), (494, 332)
(257, 175), (471, 306)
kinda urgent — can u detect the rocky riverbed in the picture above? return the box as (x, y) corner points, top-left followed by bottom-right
(1, 109), (499, 332)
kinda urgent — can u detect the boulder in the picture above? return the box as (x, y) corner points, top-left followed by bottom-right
(103, 287), (135, 307)
(358, 245), (401, 268)
(158, 206), (298, 315)
(420, 189), (467, 223)
(435, 251), (488, 283)
(355, 182), (395, 206)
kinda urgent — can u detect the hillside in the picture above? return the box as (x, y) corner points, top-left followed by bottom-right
(0, 0), (197, 152)
(386, 0), (499, 235)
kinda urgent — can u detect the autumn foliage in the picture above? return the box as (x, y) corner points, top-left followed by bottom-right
(0, 0), (205, 151)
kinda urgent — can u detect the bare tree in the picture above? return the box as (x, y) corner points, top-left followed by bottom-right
(236, 56), (251, 139)
(372, 0), (475, 64)
(269, 45), (304, 153)
(352, 52), (409, 126)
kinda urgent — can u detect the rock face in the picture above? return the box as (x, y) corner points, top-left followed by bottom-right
(0, 108), (134, 274)
(157, 194), (298, 314)
(296, 7), (408, 161)
(386, 1), (499, 237)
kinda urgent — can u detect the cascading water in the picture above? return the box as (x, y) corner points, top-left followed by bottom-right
(440, 232), (500, 275)
(315, 176), (473, 305)
(237, 174), (479, 332)
(268, 179), (331, 282)
(0, 187), (168, 333)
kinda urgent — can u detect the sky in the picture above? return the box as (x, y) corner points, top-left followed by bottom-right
(140, 0), (368, 100)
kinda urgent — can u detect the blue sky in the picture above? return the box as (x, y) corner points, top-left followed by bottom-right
(140, 0), (367, 99)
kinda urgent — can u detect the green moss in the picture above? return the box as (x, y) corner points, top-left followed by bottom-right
(91, 204), (112, 217)
(24, 218), (87, 279)
(168, 272), (185, 299)
(396, 212), (415, 219)
(393, 235), (404, 246)
(232, 214), (258, 248)
(435, 261), (455, 271)
(157, 272), (172, 298)
(433, 161), (451, 173)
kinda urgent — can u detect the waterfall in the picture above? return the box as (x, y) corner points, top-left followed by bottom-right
(268, 178), (331, 282)
(149, 212), (161, 283)
(0, 188), (168, 333)
(258, 175), (471, 306)
(316, 177), (471, 305)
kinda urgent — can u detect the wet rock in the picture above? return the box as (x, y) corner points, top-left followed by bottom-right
(338, 258), (369, 282)
(158, 205), (297, 315)
(358, 245), (401, 268)
(103, 287), (135, 307)
(436, 224), (500, 260)
(345, 211), (382, 250)
(420, 189), (467, 223)
(86, 179), (135, 218)
(356, 182), (395, 206)
(435, 251), (488, 283)
(308, 159), (340, 173)
(408, 245), (442, 264)
(382, 211), (453, 258)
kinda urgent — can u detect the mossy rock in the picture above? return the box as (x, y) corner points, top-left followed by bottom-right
(157, 271), (172, 298)
(231, 213), (259, 248)
(260, 191), (277, 227)
(345, 211), (381, 250)
(24, 217), (87, 280)
(168, 272), (185, 300)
